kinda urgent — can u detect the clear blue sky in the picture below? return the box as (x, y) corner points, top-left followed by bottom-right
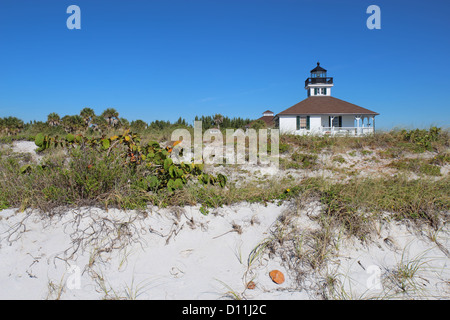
(0, 0), (449, 130)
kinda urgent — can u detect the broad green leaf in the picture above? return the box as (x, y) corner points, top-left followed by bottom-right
(66, 133), (75, 142)
(164, 158), (173, 171)
(147, 176), (160, 189)
(169, 165), (175, 178)
(101, 139), (110, 150)
(174, 178), (183, 189)
(20, 164), (32, 174)
(35, 133), (44, 147)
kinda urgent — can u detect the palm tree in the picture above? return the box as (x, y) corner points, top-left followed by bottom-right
(130, 119), (147, 132)
(71, 115), (84, 132)
(101, 108), (119, 127)
(119, 117), (130, 129)
(61, 115), (84, 133)
(79, 107), (95, 128)
(213, 114), (224, 130)
(47, 113), (61, 127)
(92, 116), (108, 133)
(0, 116), (24, 135)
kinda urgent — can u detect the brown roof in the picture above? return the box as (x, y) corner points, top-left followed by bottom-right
(259, 116), (274, 126)
(248, 115), (274, 128)
(277, 96), (379, 116)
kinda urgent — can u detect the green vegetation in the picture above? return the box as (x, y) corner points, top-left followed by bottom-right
(332, 155), (346, 164)
(360, 149), (373, 156)
(0, 131), (227, 211)
(0, 109), (448, 234)
(279, 152), (318, 170)
(194, 114), (252, 131)
(0, 108), (258, 146)
(399, 127), (442, 151)
(1, 109), (449, 302)
(249, 119), (267, 130)
(430, 152), (450, 166)
(280, 127), (449, 154)
(389, 158), (442, 176)
(0, 116), (24, 136)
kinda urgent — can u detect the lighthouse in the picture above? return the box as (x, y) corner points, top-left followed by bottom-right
(305, 62), (334, 97)
(273, 62), (379, 135)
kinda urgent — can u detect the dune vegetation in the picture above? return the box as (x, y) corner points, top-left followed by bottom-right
(0, 109), (449, 300)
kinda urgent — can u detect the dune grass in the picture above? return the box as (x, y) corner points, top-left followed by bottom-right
(0, 127), (449, 301)
(1, 141), (448, 234)
(0, 126), (448, 235)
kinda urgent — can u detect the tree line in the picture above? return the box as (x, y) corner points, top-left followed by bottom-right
(0, 108), (255, 136)
(194, 114), (253, 130)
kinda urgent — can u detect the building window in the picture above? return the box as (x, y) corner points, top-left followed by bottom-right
(297, 116), (310, 130)
(329, 116), (342, 128)
(313, 88), (327, 96)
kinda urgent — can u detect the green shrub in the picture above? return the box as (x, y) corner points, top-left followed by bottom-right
(278, 143), (290, 154)
(400, 127), (442, 151)
(291, 152), (318, 169)
(430, 153), (450, 166)
(0, 132), (227, 212)
(332, 155), (346, 164)
(389, 159), (441, 176)
(360, 150), (373, 156)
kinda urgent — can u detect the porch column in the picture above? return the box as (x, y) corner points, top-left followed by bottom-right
(330, 116), (335, 135)
(355, 116), (361, 136)
(372, 116), (376, 133)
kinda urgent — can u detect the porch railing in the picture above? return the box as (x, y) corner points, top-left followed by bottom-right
(320, 127), (374, 136)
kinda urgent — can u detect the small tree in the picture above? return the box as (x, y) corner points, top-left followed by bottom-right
(130, 119), (148, 132)
(101, 108), (119, 127)
(61, 115), (84, 133)
(250, 119), (267, 130)
(92, 116), (108, 133)
(213, 114), (224, 130)
(47, 113), (61, 127)
(80, 107), (96, 128)
(119, 117), (130, 129)
(0, 116), (24, 135)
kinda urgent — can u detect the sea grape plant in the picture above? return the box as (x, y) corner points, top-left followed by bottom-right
(34, 130), (227, 192)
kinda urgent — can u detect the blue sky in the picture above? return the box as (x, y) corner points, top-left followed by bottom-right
(0, 0), (449, 130)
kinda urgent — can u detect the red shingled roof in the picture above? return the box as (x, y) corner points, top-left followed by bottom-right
(247, 115), (275, 128)
(277, 96), (379, 116)
(257, 115), (275, 127)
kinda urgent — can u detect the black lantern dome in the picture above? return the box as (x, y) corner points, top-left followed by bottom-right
(305, 62), (333, 87)
(310, 62), (327, 78)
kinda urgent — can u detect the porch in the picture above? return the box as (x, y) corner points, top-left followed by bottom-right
(320, 126), (374, 136)
(321, 114), (375, 136)
(277, 114), (377, 136)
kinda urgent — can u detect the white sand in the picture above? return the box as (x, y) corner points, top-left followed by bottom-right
(0, 141), (448, 299)
(0, 203), (448, 300)
(11, 141), (38, 154)
(0, 203), (305, 299)
(1, 141), (42, 163)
